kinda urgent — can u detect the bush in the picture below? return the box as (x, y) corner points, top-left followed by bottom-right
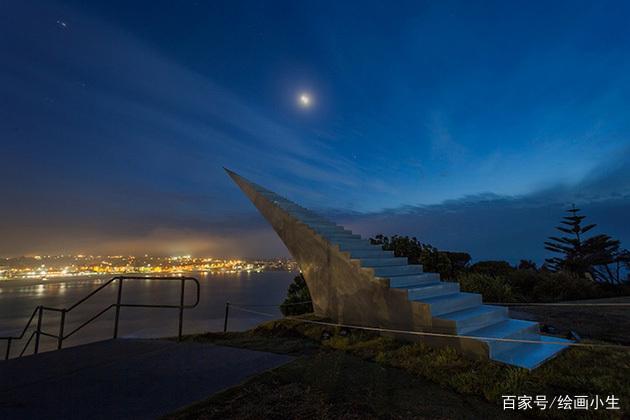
(458, 273), (515, 302)
(370, 234), (470, 280)
(504, 269), (540, 298)
(422, 249), (471, 280)
(469, 260), (514, 277)
(529, 272), (600, 302)
(460, 269), (630, 303)
(280, 274), (313, 316)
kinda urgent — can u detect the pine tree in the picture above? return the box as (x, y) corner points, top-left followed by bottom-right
(544, 205), (622, 283)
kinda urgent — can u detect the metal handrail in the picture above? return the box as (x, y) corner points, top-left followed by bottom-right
(1, 306), (39, 360)
(0, 276), (200, 360)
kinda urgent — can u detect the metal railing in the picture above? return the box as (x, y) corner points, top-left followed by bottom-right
(1, 276), (200, 360)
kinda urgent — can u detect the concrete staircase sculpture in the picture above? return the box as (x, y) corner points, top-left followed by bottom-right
(226, 169), (570, 369)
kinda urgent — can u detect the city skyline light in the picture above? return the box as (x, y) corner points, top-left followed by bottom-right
(0, 254), (298, 280)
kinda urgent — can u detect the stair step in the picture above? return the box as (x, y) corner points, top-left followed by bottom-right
(334, 238), (371, 244)
(338, 244), (381, 251)
(337, 240), (380, 251)
(288, 209), (314, 216)
(283, 206), (313, 213)
(259, 191), (280, 197)
(264, 196), (292, 205)
(297, 217), (331, 225)
(276, 200), (300, 206)
(407, 282), (459, 300)
(294, 210), (315, 216)
(308, 223), (342, 230)
(373, 264), (424, 277)
(389, 272), (436, 288)
(317, 231), (354, 238)
(323, 233), (362, 241)
(358, 257), (408, 267)
(468, 319), (540, 357)
(313, 226), (348, 233)
(492, 335), (571, 369)
(288, 208), (315, 215)
(438, 305), (508, 334)
(348, 250), (395, 258)
(423, 292), (482, 316)
(291, 213), (324, 221)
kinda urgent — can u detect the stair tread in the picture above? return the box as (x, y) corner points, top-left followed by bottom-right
(423, 292), (478, 303)
(406, 282), (459, 300)
(389, 273), (438, 288)
(358, 257), (407, 263)
(467, 318), (539, 339)
(392, 282), (441, 289)
(349, 250), (393, 255)
(492, 335), (571, 369)
(374, 265), (423, 275)
(407, 281), (454, 291)
(422, 292), (482, 316)
(341, 245), (378, 250)
(437, 304), (504, 321)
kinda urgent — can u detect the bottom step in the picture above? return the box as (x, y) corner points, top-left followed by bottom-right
(491, 335), (572, 370)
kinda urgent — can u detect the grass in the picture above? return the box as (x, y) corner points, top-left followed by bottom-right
(168, 315), (629, 419)
(166, 350), (511, 419)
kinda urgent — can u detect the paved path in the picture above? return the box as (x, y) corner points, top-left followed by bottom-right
(0, 339), (293, 419)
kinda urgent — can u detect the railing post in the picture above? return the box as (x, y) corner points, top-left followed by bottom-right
(34, 306), (43, 354)
(58, 309), (66, 350)
(178, 278), (185, 341)
(5, 338), (11, 360)
(223, 302), (230, 333)
(113, 278), (124, 339)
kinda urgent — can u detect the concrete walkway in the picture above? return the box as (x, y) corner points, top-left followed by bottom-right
(0, 339), (293, 419)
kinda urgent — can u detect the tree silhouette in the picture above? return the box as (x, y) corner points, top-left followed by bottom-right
(517, 259), (537, 271)
(280, 274), (313, 316)
(544, 205), (627, 283)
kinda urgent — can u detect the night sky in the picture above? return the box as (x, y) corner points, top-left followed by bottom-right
(2, 0), (630, 262)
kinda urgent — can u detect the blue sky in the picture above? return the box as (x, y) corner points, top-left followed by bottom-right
(1, 0), (629, 261)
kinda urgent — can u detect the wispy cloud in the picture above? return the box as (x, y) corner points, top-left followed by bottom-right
(335, 152), (630, 263)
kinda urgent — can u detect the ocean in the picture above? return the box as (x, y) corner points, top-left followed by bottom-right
(0, 271), (297, 357)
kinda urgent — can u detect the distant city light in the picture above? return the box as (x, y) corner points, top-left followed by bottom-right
(0, 255), (298, 280)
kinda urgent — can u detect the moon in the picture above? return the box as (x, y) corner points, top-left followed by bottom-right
(298, 93), (312, 108)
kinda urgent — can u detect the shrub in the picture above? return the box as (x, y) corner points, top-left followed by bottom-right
(529, 271), (599, 302)
(504, 269), (540, 299)
(458, 273), (515, 302)
(469, 260), (515, 277)
(370, 234), (470, 280)
(280, 274), (313, 316)
(517, 259), (537, 271)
